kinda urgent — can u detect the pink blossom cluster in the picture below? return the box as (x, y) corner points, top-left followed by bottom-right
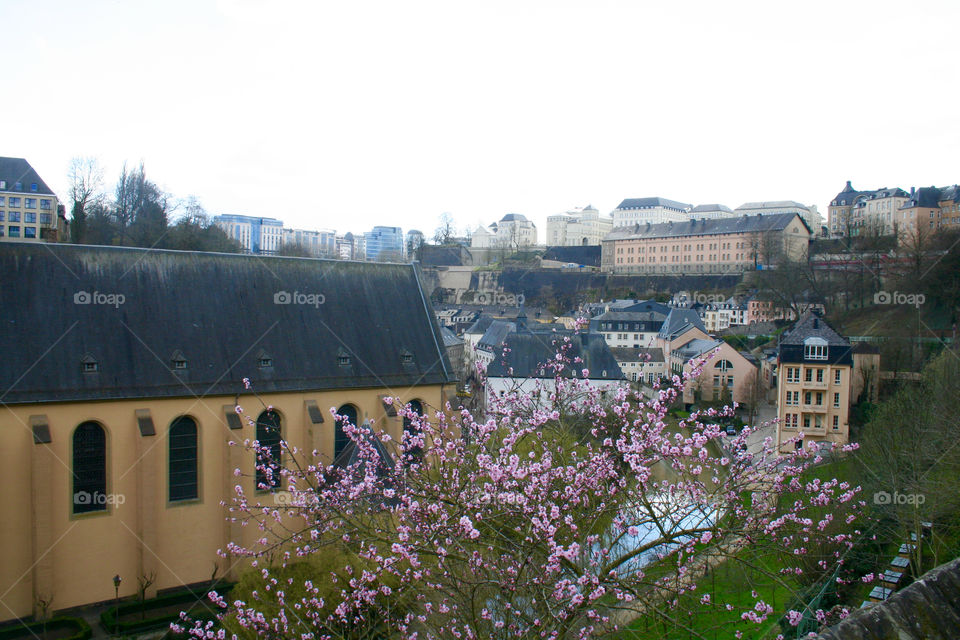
(183, 337), (863, 639)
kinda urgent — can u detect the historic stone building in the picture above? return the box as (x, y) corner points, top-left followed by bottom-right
(601, 212), (812, 275)
(0, 244), (454, 621)
(545, 205), (613, 246)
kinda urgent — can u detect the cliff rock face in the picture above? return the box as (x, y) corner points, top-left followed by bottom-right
(816, 557), (960, 639)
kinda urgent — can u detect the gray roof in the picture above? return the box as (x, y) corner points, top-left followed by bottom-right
(542, 246), (601, 266)
(604, 212), (810, 241)
(477, 318), (562, 351)
(609, 347), (664, 363)
(438, 325), (464, 347)
(0, 244), (454, 404)
(657, 308), (708, 340)
(464, 310), (552, 336)
(465, 314), (497, 336)
(673, 338), (723, 360)
(487, 332), (624, 380)
(901, 185), (956, 209)
(780, 312), (849, 347)
(500, 213), (528, 222)
(734, 200), (810, 211)
(597, 310), (668, 323)
(615, 197), (691, 211)
(478, 320), (518, 351)
(831, 182), (909, 206)
(0, 157), (56, 196)
(690, 204), (733, 213)
(586, 299), (670, 316)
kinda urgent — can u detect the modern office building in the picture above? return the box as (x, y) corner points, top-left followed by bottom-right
(213, 214), (284, 254)
(364, 226), (405, 261)
(282, 227), (337, 257)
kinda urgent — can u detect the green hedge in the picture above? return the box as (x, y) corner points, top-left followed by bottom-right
(0, 616), (91, 640)
(100, 584), (233, 635)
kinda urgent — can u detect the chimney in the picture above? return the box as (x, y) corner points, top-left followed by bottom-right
(516, 306), (527, 331)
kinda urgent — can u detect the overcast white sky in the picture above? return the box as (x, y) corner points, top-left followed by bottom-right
(3, 0), (958, 238)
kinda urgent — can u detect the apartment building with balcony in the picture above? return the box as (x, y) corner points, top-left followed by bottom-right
(776, 313), (852, 452)
(0, 157), (61, 243)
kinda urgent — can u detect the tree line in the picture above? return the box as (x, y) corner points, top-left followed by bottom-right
(66, 157), (241, 253)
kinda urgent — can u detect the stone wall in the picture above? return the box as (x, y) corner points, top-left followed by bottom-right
(816, 556), (960, 639)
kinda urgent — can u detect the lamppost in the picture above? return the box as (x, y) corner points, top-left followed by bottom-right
(112, 574), (122, 636)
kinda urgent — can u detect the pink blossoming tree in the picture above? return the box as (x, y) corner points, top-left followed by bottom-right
(183, 335), (864, 639)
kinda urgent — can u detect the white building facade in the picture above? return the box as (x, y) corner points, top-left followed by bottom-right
(213, 214), (284, 254)
(546, 206), (614, 246)
(611, 197), (692, 227)
(282, 227), (337, 256)
(471, 213), (538, 249)
(734, 201), (823, 235)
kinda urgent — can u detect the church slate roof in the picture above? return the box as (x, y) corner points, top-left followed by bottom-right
(0, 244), (454, 404)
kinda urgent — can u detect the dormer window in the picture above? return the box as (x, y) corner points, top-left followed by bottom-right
(170, 350), (188, 370)
(81, 355), (99, 373)
(400, 349), (414, 365)
(804, 337), (828, 361)
(337, 352), (351, 367)
(256, 348), (273, 369)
